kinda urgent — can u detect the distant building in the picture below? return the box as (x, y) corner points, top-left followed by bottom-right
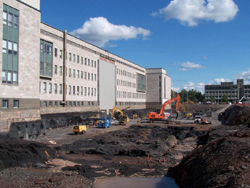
(205, 79), (250, 103)
(0, 0), (171, 130)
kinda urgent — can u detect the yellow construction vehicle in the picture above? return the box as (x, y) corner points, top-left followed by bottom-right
(112, 106), (130, 125)
(180, 103), (192, 119)
(72, 125), (87, 135)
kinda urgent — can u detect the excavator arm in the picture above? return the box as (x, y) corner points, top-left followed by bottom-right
(159, 94), (180, 116)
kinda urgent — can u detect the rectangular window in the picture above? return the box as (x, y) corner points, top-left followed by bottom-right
(73, 69), (75, 78)
(55, 101), (58, 107)
(54, 83), (57, 94)
(69, 85), (71, 95)
(91, 88), (93, 96)
(81, 71), (83, 79)
(77, 55), (79, 63)
(77, 70), (79, 78)
(85, 72), (87, 79)
(3, 11), (7, 25)
(81, 57), (83, 64)
(40, 40), (53, 77)
(43, 101), (47, 107)
(91, 60), (93, 67)
(43, 82), (46, 93)
(88, 87), (90, 96)
(88, 59), (90, 66)
(91, 73), (93, 81)
(137, 73), (147, 92)
(77, 86), (79, 95)
(54, 65), (57, 74)
(59, 84), (62, 94)
(73, 54), (75, 62)
(59, 66), (62, 76)
(49, 83), (52, 94)
(81, 86), (83, 95)
(2, 100), (8, 108)
(13, 100), (19, 108)
(94, 74), (96, 81)
(55, 48), (57, 57)
(85, 58), (87, 65)
(49, 101), (52, 107)
(94, 61), (96, 68)
(85, 87), (87, 96)
(94, 88), (96, 96)
(60, 50), (62, 58)
(69, 53), (71, 61)
(69, 68), (72, 77)
(73, 86), (75, 95)
(88, 73), (90, 80)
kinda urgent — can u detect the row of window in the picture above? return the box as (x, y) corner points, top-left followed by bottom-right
(2, 5), (19, 85)
(54, 65), (97, 81)
(40, 82), (97, 97)
(42, 101), (96, 108)
(2, 40), (18, 55)
(117, 91), (146, 99)
(117, 68), (136, 79)
(117, 79), (136, 88)
(54, 47), (97, 68)
(3, 9), (18, 29)
(41, 29), (145, 74)
(206, 91), (238, 94)
(2, 99), (19, 108)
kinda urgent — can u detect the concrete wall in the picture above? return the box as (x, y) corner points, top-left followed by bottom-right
(18, 0), (40, 10)
(99, 59), (115, 112)
(146, 68), (171, 109)
(0, 0), (41, 99)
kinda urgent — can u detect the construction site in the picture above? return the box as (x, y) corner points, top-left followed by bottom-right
(1, 0), (250, 187)
(0, 95), (250, 188)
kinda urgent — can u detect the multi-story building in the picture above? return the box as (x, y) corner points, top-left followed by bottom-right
(0, 0), (171, 131)
(205, 79), (250, 103)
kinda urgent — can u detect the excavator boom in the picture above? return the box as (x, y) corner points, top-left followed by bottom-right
(147, 94), (180, 122)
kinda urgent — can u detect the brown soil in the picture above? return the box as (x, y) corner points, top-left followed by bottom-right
(0, 104), (249, 188)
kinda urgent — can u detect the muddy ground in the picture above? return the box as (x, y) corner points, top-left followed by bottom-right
(0, 104), (249, 188)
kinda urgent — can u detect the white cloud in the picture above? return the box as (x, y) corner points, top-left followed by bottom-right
(70, 17), (151, 47)
(179, 61), (206, 71)
(152, 0), (239, 26)
(237, 69), (250, 84)
(184, 81), (205, 93)
(172, 87), (180, 92)
(209, 78), (231, 85)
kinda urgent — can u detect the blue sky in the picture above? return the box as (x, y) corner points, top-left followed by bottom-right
(40, 0), (250, 93)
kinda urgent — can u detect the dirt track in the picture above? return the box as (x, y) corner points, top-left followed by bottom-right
(0, 104), (249, 188)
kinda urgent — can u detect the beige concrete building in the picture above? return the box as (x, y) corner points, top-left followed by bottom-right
(0, 0), (171, 131)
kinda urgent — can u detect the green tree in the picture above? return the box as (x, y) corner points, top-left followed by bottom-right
(222, 94), (229, 103)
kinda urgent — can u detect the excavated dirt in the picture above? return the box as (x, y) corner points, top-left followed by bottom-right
(170, 128), (250, 188)
(0, 104), (249, 188)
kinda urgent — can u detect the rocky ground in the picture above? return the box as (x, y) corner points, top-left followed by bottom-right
(0, 104), (249, 188)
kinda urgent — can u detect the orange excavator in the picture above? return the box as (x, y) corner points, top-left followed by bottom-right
(147, 94), (180, 123)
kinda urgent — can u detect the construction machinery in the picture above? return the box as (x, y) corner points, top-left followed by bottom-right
(72, 125), (87, 135)
(147, 94), (180, 123)
(180, 103), (192, 119)
(97, 116), (112, 128)
(112, 106), (130, 125)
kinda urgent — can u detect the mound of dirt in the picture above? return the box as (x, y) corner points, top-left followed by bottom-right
(222, 105), (250, 126)
(58, 125), (208, 179)
(0, 135), (55, 170)
(170, 128), (250, 188)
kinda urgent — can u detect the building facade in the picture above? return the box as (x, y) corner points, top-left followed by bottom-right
(205, 79), (250, 103)
(0, 0), (171, 130)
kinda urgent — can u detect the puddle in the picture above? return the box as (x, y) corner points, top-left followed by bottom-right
(94, 177), (178, 188)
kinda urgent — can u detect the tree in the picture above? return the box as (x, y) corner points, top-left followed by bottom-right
(222, 94), (229, 103)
